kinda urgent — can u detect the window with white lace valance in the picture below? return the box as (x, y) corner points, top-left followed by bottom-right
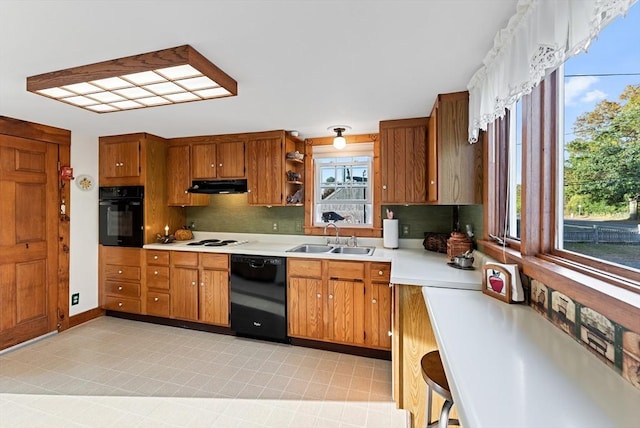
(467, 0), (637, 143)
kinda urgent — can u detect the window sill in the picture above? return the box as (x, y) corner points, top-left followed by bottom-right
(479, 240), (640, 333)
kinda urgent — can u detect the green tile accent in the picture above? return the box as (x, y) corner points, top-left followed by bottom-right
(187, 198), (484, 241)
(382, 205), (454, 239)
(186, 194), (304, 235)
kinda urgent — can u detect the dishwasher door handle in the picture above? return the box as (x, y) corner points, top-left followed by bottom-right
(249, 261), (265, 269)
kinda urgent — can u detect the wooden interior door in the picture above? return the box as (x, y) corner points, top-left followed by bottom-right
(0, 135), (58, 350)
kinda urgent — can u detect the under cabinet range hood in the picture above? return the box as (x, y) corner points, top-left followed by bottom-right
(188, 179), (248, 194)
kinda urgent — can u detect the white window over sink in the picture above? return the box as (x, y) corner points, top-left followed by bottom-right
(312, 143), (374, 228)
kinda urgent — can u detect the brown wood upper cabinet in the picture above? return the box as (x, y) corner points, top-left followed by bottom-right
(427, 91), (483, 204)
(166, 144), (209, 207)
(380, 118), (428, 204)
(99, 136), (141, 185)
(246, 131), (305, 206)
(191, 140), (245, 180)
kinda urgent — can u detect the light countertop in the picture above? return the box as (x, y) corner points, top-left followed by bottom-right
(143, 232), (482, 290)
(422, 286), (640, 428)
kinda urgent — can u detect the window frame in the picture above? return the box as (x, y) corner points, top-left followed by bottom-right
(482, 71), (640, 327)
(303, 133), (382, 237)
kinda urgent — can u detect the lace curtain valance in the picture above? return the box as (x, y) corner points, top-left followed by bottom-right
(467, 0), (637, 143)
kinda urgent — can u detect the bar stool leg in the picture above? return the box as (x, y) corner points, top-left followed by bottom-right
(426, 384), (434, 427)
(438, 399), (454, 428)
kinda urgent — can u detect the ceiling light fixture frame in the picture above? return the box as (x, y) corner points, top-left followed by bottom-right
(26, 45), (237, 113)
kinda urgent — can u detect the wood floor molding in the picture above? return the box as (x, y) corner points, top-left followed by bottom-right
(68, 308), (105, 328)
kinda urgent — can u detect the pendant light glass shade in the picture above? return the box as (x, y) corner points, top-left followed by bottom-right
(332, 127), (347, 149)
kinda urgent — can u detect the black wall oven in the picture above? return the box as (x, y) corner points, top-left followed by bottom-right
(99, 186), (144, 247)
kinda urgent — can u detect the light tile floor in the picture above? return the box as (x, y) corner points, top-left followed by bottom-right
(0, 317), (408, 427)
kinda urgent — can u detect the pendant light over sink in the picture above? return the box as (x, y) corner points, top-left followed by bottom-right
(329, 125), (351, 149)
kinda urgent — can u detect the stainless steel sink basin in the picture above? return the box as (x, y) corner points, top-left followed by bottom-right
(286, 243), (375, 256)
(286, 244), (334, 253)
(329, 246), (375, 256)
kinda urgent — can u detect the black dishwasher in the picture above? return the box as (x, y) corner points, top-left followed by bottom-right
(230, 255), (288, 343)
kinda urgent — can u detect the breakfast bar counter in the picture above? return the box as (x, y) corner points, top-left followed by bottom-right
(422, 286), (640, 428)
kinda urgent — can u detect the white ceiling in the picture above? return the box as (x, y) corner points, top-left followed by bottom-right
(0, 0), (517, 140)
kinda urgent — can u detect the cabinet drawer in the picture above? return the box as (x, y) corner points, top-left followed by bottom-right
(370, 263), (391, 283)
(146, 250), (169, 266)
(104, 265), (141, 281)
(101, 246), (141, 266)
(288, 259), (322, 278)
(103, 295), (141, 313)
(327, 261), (365, 281)
(146, 266), (170, 289)
(171, 251), (199, 267)
(104, 281), (140, 298)
(201, 253), (228, 270)
(146, 292), (170, 317)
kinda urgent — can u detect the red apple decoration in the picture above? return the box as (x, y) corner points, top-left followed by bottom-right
(489, 270), (505, 293)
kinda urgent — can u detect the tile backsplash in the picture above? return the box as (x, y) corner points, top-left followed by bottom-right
(187, 195), (482, 239)
(527, 277), (640, 390)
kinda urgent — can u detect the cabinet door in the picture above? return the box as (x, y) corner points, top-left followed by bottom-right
(380, 118), (428, 204)
(170, 266), (198, 320)
(288, 277), (323, 340)
(217, 141), (245, 178)
(167, 145), (209, 206)
(364, 282), (392, 349)
(191, 143), (217, 179)
(199, 269), (229, 326)
(100, 140), (140, 179)
(427, 113), (438, 202)
(327, 279), (365, 346)
(246, 137), (283, 205)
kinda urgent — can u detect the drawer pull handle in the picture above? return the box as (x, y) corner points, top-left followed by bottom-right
(200, 282), (204, 287)
(118, 286), (123, 291)
(154, 255), (158, 260)
(154, 297), (159, 302)
(253, 322), (261, 327)
(154, 271), (159, 275)
(378, 270), (383, 276)
(316, 293), (321, 298)
(118, 270), (123, 274)
(328, 294), (333, 300)
(372, 299), (377, 304)
(118, 302), (123, 307)
(191, 281), (196, 286)
(387, 331), (393, 337)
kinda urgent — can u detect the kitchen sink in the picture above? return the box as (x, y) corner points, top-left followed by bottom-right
(286, 244), (334, 253)
(329, 246), (375, 256)
(286, 243), (375, 256)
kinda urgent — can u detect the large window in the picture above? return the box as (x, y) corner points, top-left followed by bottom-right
(312, 143), (373, 227)
(484, 6), (640, 292)
(557, 7), (640, 270)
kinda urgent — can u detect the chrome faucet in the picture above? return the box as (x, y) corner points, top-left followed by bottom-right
(323, 222), (340, 245)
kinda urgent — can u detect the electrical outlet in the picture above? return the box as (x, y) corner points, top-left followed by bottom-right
(272, 222), (279, 232)
(295, 220), (303, 233)
(402, 224), (410, 236)
(71, 293), (79, 306)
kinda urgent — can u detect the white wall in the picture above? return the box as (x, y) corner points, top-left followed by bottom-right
(69, 133), (99, 316)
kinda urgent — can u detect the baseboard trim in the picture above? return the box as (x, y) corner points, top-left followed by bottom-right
(69, 308), (105, 328)
(290, 338), (391, 360)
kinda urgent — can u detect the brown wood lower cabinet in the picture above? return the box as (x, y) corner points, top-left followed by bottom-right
(170, 251), (230, 326)
(392, 284), (458, 428)
(287, 258), (391, 350)
(99, 246), (143, 314)
(145, 250), (170, 317)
